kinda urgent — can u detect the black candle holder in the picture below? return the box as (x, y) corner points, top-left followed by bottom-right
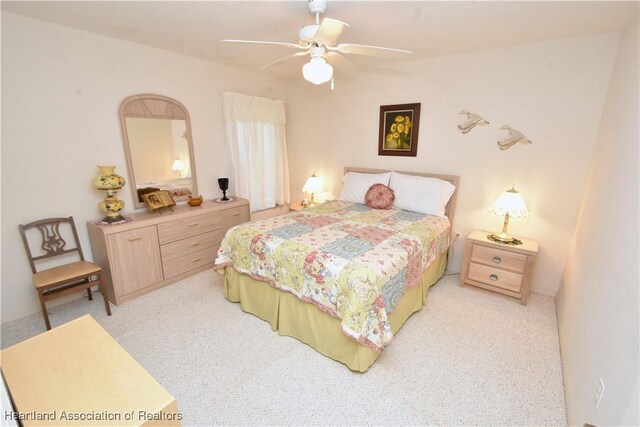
(218, 178), (229, 201)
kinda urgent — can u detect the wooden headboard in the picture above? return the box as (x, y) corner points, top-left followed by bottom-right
(344, 167), (460, 228)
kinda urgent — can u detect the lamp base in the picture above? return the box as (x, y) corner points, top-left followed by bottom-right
(102, 214), (125, 223)
(489, 213), (523, 245)
(487, 233), (523, 246)
(98, 193), (125, 224)
(490, 233), (514, 243)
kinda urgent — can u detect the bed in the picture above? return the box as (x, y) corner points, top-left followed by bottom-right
(214, 167), (459, 372)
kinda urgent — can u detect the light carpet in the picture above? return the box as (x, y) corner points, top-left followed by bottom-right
(1, 270), (567, 426)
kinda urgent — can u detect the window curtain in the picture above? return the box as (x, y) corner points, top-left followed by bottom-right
(222, 92), (290, 212)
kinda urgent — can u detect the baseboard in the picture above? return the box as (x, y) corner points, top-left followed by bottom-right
(555, 296), (573, 426)
(1, 291), (85, 325)
(251, 204), (287, 221)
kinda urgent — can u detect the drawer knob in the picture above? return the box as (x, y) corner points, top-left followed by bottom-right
(231, 212), (240, 217)
(127, 236), (142, 242)
(191, 257), (202, 262)
(489, 274), (498, 281)
(190, 242), (201, 247)
(188, 222), (199, 227)
(493, 256), (502, 264)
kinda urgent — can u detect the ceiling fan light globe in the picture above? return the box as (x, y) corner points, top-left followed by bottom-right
(303, 57), (333, 85)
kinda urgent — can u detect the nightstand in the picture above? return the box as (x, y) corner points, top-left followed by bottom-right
(289, 202), (305, 212)
(460, 230), (538, 305)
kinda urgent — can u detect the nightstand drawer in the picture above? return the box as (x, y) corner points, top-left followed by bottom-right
(467, 262), (523, 293)
(471, 245), (527, 273)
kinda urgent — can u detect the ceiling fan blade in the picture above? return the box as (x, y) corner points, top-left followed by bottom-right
(313, 17), (349, 46)
(221, 39), (307, 50)
(332, 43), (412, 58)
(262, 51), (310, 69)
(327, 52), (358, 76)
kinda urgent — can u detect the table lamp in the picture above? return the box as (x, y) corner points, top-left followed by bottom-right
(92, 165), (126, 223)
(171, 159), (185, 178)
(488, 185), (529, 243)
(302, 172), (322, 206)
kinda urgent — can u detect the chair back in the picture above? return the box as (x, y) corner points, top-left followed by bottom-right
(18, 217), (85, 274)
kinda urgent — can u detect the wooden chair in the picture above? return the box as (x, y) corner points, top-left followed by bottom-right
(19, 216), (111, 330)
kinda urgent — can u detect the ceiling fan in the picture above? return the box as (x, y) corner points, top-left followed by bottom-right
(222, 0), (412, 86)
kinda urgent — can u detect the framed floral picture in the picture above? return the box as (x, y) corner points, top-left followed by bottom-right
(378, 103), (421, 157)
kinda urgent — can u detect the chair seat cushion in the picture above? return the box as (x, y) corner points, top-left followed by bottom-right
(33, 261), (101, 289)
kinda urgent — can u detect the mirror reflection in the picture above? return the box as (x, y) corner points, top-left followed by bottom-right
(119, 94), (198, 209)
(126, 117), (193, 202)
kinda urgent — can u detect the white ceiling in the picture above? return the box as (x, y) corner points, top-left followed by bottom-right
(2, 1), (638, 78)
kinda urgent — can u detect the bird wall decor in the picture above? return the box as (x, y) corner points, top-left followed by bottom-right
(497, 125), (532, 150)
(457, 110), (490, 134)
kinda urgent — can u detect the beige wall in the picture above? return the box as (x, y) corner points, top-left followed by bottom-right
(283, 33), (620, 296)
(556, 20), (639, 426)
(0, 12), (285, 322)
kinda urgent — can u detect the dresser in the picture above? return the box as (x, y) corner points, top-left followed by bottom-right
(88, 199), (249, 305)
(460, 230), (538, 305)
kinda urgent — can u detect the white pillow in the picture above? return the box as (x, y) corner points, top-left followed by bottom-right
(389, 171), (455, 217)
(338, 172), (391, 204)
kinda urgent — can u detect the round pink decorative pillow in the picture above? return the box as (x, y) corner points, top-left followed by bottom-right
(364, 184), (395, 210)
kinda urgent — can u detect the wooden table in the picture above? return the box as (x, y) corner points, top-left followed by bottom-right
(0, 315), (180, 426)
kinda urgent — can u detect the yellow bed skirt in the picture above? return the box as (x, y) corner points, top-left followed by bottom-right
(220, 252), (447, 372)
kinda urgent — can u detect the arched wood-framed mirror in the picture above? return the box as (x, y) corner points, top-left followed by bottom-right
(119, 94), (198, 209)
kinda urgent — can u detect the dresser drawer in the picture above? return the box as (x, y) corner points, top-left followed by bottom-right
(467, 262), (523, 293)
(157, 212), (223, 245)
(471, 245), (527, 273)
(226, 206), (249, 229)
(160, 229), (225, 263)
(162, 245), (219, 279)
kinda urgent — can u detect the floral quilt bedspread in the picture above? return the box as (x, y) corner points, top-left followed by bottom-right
(214, 200), (451, 351)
